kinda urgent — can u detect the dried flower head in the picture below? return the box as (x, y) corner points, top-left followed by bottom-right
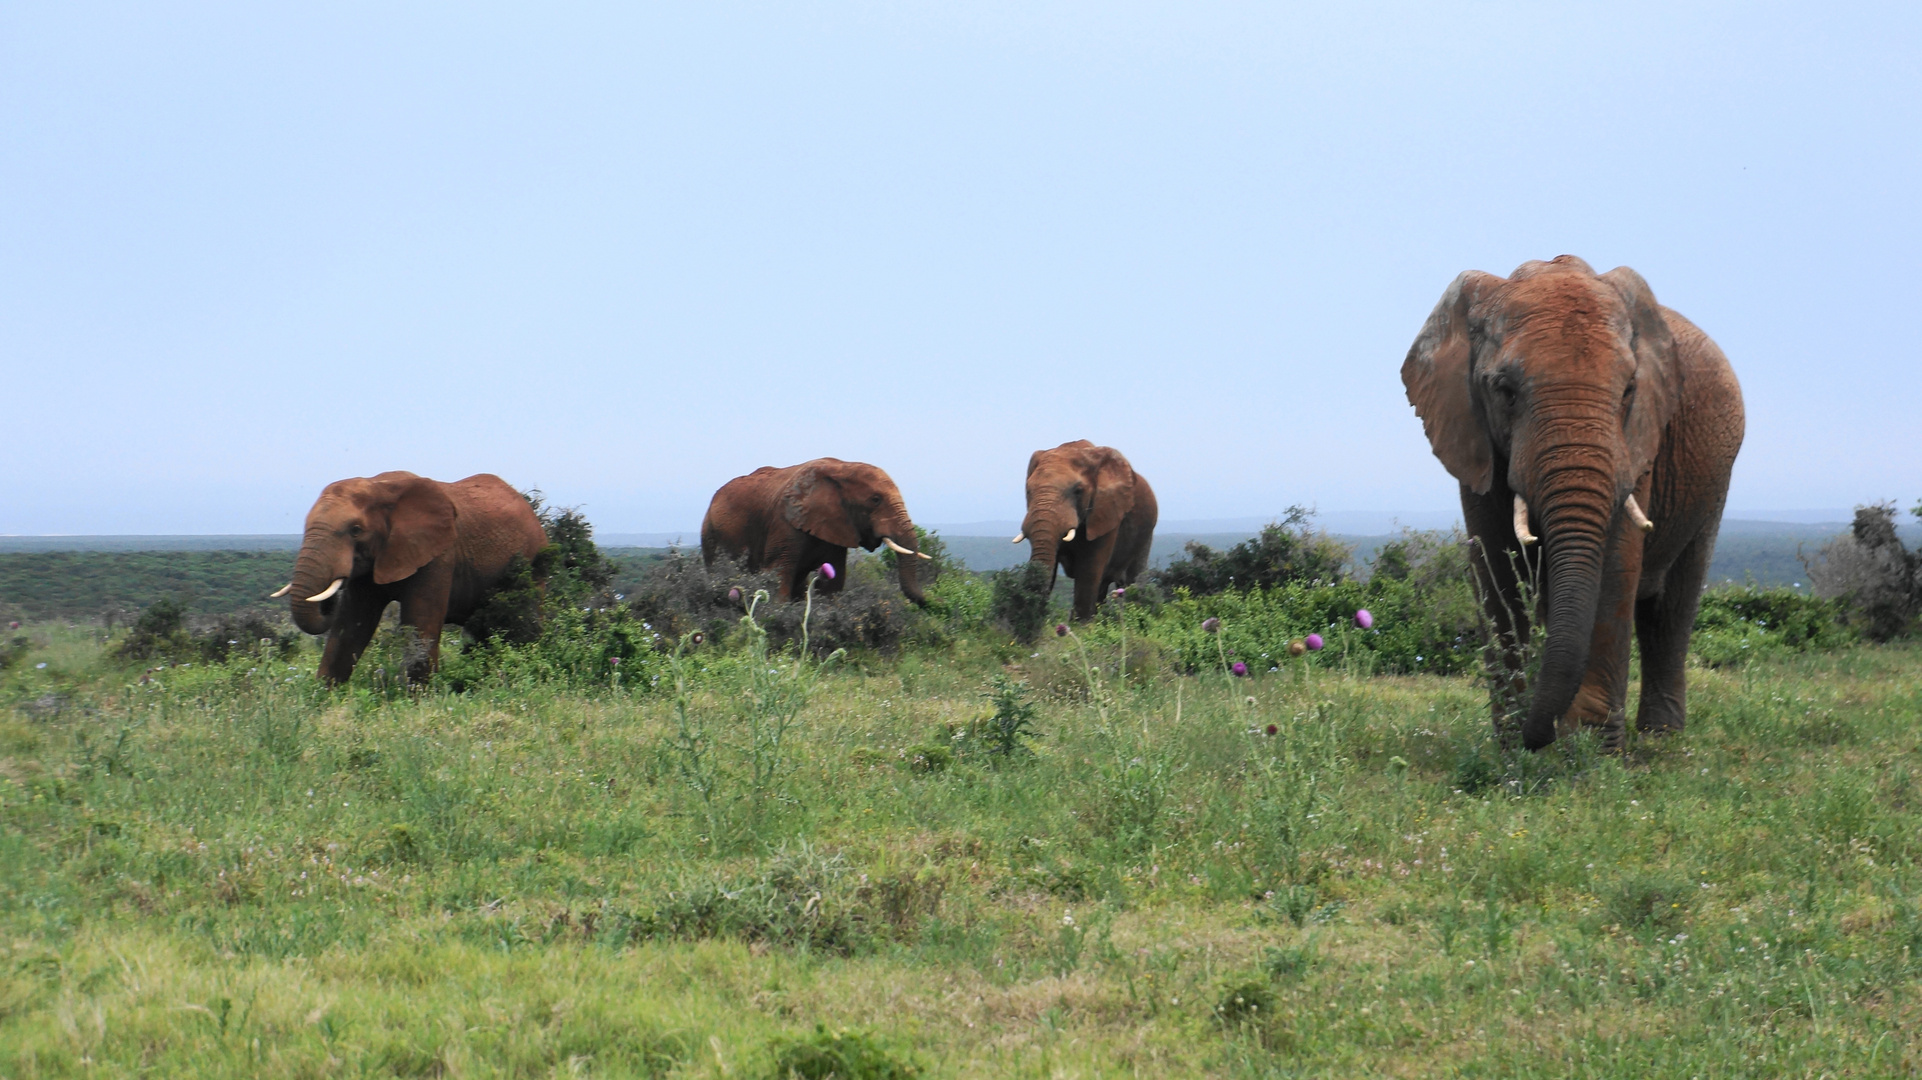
(1202, 617), (1221, 634)
(1288, 640), (1306, 657)
(1265, 724), (1279, 736)
(690, 631), (705, 645)
(1055, 623), (1068, 637)
(1305, 633), (1324, 651)
(1355, 608), (1374, 630)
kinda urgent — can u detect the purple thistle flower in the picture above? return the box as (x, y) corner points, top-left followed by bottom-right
(1201, 617), (1220, 634)
(1355, 609), (1374, 630)
(1112, 587), (1125, 600)
(1055, 623), (1068, 637)
(610, 656), (621, 666)
(1265, 724), (1278, 736)
(1231, 661), (1248, 677)
(819, 563), (836, 580)
(1305, 633), (1324, 651)
(728, 587), (742, 604)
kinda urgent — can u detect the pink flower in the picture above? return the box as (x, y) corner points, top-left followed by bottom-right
(610, 656), (621, 666)
(819, 563), (836, 580)
(1055, 624), (1068, 637)
(1201, 617), (1220, 634)
(1355, 609), (1374, 630)
(728, 587), (742, 604)
(1231, 661), (1248, 677)
(1305, 633), (1324, 651)
(1265, 724), (1278, 736)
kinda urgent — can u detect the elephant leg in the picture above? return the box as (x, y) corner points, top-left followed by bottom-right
(398, 570), (452, 685)
(1561, 516), (1643, 751)
(318, 586), (387, 686)
(1634, 526), (1714, 736)
(1070, 532), (1119, 620)
(786, 536), (845, 598)
(1461, 485), (1532, 743)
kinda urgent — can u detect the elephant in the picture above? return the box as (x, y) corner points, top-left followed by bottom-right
(1402, 255), (1744, 750)
(1017, 440), (1159, 621)
(701, 458), (931, 604)
(277, 471), (548, 686)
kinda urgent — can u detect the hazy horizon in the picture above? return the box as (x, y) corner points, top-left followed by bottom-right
(5, 4), (1917, 534)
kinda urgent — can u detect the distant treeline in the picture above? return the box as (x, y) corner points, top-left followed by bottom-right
(0, 551), (299, 622)
(0, 526), (1856, 623)
(0, 548), (685, 622)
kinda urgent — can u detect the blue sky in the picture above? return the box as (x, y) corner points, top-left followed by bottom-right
(4, 3), (1917, 534)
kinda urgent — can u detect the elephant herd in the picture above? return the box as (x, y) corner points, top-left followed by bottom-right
(275, 255), (1743, 751)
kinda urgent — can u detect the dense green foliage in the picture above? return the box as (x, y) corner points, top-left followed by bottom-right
(1154, 507), (1353, 596)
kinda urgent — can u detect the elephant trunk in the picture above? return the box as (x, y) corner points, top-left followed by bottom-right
(1519, 458), (1615, 750)
(1022, 498), (1076, 582)
(886, 514), (929, 609)
(288, 534), (349, 636)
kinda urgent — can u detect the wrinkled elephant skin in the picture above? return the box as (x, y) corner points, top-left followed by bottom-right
(701, 458), (929, 605)
(1403, 256), (1744, 750)
(286, 471), (547, 686)
(1022, 440), (1159, 621)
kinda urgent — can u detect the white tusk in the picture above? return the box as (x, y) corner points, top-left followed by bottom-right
(268, 583), (293, 598)
(1063, 528), (1076, 542)
(916, 551), (931, 560)
(1513, 495), (1538, 547)
(1625, 494), (1654, 533)
(1012, 532), (1025, 544)
(304, 578), (345, 603)
(882, 537), (915, 556)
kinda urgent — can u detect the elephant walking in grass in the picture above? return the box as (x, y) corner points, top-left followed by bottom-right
(1402, 256), (1744, 750)
(1018, 441), (1158, 621)
(701, 458), (931, 604)
(278, 472), (548, 686)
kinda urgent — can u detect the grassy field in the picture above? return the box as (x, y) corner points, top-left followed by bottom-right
(2, 621), (1920, 1077)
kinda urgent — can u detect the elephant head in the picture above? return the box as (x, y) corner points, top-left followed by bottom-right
(1403, 255), (1682, 748)
(287, 472), (458, 634)
(782, 459), (929, 605)
(1020, 440), (1139, 580)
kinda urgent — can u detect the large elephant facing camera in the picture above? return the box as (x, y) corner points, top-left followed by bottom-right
(701, 458), (931, 604)
(1018, 440), (1158, 621)
(278, 471), (548, 686)
(1403, 255), (1744, 750)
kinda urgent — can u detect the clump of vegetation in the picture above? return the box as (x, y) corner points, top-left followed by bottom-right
(762, 1025), (919, 1080)
(1154, 506), (1351, 596)
(112, 600), (299, 663)
(1806, 502), (1922, 642)
(1691, 581), (1855, 666)
(989, 560), (1055, 643)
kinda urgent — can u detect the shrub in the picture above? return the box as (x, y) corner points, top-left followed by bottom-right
(114, 601), (299, 664)
(1154, 506), (1352, 596)
(990, 561), (1055, 643)
(1806, 503), (1922, 642)
(1691, 582), (1854, 667)
(762, 1025), (919, 1080)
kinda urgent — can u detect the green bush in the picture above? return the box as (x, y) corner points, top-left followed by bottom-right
(1154, 506), (1351, 596)
(1690, 583), (1854, 667)
(762, 1025), (919, 1080)
(990, 561), (1055, 643)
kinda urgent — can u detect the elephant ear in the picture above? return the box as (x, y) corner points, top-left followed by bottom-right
(1601, 266), (1679, 485)
(782, 465), (861, 548)
(1402, 270), (1501, 495)
(373, 476), (459, 584)
(1084, 447), (1136, 540)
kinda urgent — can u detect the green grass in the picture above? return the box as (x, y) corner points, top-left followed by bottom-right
(3, 624), (1921, 1076)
